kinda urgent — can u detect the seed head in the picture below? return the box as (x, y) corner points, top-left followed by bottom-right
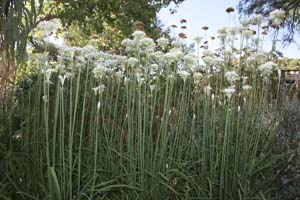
(202, 26), (209, 31)
(226, 7), (235, 13)
(180, 19), (187, 23)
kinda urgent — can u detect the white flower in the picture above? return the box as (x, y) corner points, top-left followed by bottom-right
(242, 85), (252, 91)
(250, 14), (264, 25)
(157, 37), (169, 49)
(171, 41), (182, 48)
(228, 27), (239, 36)
(183, 53), (197, 67)
(163, 52), (176, 63)
(223, 87), (235, 99)
(202, 56), (214, 66)
(132, 31), (146, 40)
(170, 48), (184, 59)
(36, 20), (60, 37)
(127, 57), (139, 67)
(150, 85), (156, 93)
(225, 71), (239, 84)
(202, 50), (215, 57)
(121, 38), (133, 47)
(178, 70), (190, 81)
(241, 29), (254, 38)
(218, 27), (227, 35)
(140, 37), (155, 49)
(193, 36), (202, 44)
(150, 64), (159, 70)
(247, 51), (268, 65)
(92, 66), (109, 79)
(115, 71), (124, 80)
(270, 9), (285, 25)
(92, 85), (106, 95)
(193, 72), (203, 80)
(258, 61), (277, 77)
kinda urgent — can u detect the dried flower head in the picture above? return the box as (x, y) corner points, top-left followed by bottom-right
(202, 26), (209, 31)
(179, 32), (187, 39)
(262, 25), (269, 30)
(180, 19), (187, 23)
(226, 7), (235, 13)
(135, 21), (145, 31)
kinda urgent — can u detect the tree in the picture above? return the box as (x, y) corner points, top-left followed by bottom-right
(238, 0), (300, 43)
(56, 0), (184, 38)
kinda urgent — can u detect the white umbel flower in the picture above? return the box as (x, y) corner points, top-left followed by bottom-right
(92, 85), (106, 95)
(270, 9), (285, 25)
(250, 14), (263, 25)
(157, 37), (169, 49)
(193, 36), (202, 44)
(178, 70), (190, 81)
(258, 61), (277, 77)
(225, 71), (239, 84)
(132, 31), (146, 40)
(242, 85), (252, 91)
(223, 87), (235, 99)
(127, 57), (139, 67)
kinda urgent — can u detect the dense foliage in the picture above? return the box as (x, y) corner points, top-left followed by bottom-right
(57, 0), (184, 37)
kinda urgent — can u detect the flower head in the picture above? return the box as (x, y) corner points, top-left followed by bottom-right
(225, 71), (239, 84)
(270, 9), (285, 25)
(223, 87), (235, 99)
(250, 14), (264, 25)
(92, 84), (106, 95)
(242, 85), (252, 91)
(157, 37), (169, 49)
(258, 61), (277, 77)
(132, 30), (146, 40)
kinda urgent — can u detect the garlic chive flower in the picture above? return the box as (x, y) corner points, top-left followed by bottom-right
(258, 61), (277, 77)
(193, 36), (202, 44)
(127, 57), (139, 67)
(132, 30), (146, 40)
(157, 37), (169, 49)
(92, 85), (106, 95)
(250, 14), (264, 25)
(223, 87), (235, 99)
(225, 71), (239, 84)
(270, 9), (285, 25)
(178, 70), (190, 81)
(242, 85), (252, 91)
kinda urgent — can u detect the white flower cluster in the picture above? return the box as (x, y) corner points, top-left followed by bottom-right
(270, 9), (285, 25)
(223, 87), (235, 99)
(250, 14), (264, 25)
(258, 61), (277, 77)
(225, 71), (239, 84)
